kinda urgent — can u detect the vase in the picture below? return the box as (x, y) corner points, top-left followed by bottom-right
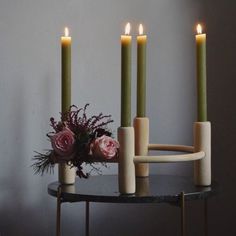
(58, 162), (76, 185)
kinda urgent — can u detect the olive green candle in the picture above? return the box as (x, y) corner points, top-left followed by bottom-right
(137, 24), (147, 117)
(196, 24), (207, 122)
(61, 27), (71, 114)
(121, 23), (132, 127)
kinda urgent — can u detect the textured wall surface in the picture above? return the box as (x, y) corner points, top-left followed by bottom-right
(1, 0), (233, 235)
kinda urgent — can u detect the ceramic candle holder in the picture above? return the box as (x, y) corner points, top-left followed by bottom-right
(118, 127), (136, 194)
(118, 120), (211, 194)
(194, 121), (211, 186)
(133, 117), (149, 177)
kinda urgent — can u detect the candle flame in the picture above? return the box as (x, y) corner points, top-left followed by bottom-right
(139, 24), (144, 35)
(125, 22), (131, 35)
(64, 27), (69, 37)
(197, 24), (202, 34)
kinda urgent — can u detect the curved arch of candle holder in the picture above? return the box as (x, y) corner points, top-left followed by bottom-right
(138, 143), (205, 162)
(148, 144), (194, 152)
(133, 146), (205, 163)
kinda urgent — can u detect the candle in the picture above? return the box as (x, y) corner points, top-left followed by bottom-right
(137, 24), (147, 117)
(196, 24), (207, 121)
(121, 23), (132, 127)
(61, 27), (71, 114)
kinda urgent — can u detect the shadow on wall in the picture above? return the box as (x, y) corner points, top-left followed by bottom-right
(202, 0), (236, 235)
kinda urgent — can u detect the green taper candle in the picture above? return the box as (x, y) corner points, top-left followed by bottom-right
(61, 27), (71, 114)
(196, 24), (207, 121)
(137, 24), (147, 117)
(121, 23), (132, 127)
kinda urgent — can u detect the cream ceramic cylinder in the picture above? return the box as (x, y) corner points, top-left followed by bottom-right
(58, 163), (76, 185)
(194, 121), (211, 186)
(133, 117), (149, 177)
(118, 127), (136, 194)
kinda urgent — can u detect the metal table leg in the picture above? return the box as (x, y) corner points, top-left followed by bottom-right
(86, 201), (90, 236)
(204, 199), (208, 236)
(56, 186), (62, 236)
(180, 192), (186, 236)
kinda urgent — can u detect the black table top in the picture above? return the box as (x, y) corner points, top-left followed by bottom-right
(48, 175), (217, 204)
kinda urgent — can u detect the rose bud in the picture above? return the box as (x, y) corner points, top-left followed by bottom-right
(90, 135), (119, 160)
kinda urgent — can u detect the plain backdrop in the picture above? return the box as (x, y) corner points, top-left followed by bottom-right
(0, 0), (235, 235)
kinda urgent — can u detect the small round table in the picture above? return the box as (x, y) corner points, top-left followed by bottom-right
(48, 175), (217, 236)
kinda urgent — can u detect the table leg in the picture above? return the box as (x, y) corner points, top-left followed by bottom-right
(204, 199), (208, 236)
(56, 186), (62, 236)
(180, 191), (186, 236)
(86, 201), (90, 236)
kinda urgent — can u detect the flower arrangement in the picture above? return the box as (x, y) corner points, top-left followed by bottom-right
(32, 104), (119, 178)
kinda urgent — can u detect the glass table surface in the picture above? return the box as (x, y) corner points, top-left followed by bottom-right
(48, 175), (217, 203)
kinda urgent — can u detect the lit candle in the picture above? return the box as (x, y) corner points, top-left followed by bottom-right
(137, 24), (147, 117)
(121, 23), (132, 127)
(61, 27), (71, 114)
(196, 24), (207, 121)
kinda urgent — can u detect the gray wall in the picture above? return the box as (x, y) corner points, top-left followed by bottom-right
(0, 0), (234, 235)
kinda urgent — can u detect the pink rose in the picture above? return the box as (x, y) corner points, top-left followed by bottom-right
(50, 127), (75, 157)
(90, 135), (119, 160)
